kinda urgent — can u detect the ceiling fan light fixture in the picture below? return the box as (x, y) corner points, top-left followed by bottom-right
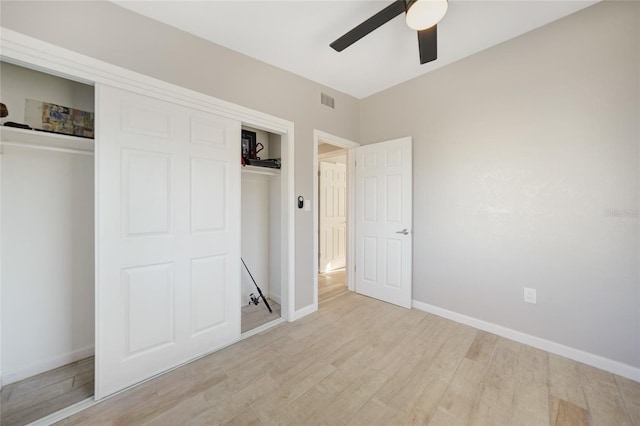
(405, 0), (448, 31)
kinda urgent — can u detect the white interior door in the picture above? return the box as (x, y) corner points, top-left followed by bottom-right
(319, 161), (347, 273)
(354, 137), (412, 308)
(96, 85), (241, 399)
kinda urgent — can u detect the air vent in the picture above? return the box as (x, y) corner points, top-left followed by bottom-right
(320, 93), (335, 109)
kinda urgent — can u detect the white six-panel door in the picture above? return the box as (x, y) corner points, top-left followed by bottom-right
(319, 161), (347, 273)
(96, 85), (241, 398)
(355, 137), (412, 308)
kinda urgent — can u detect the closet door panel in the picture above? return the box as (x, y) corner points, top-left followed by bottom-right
(122, 149), (172, 236)
(96, 85), (240, 399)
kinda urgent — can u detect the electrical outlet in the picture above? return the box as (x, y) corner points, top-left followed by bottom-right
(524, 287), (536, 304)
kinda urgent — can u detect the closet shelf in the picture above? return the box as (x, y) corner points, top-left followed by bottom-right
(241, 165), (281, 176)
(0, 126), (94, 154)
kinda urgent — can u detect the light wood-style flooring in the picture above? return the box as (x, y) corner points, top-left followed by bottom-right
(241, 298), (281, 333)
(1, 357), (94, 426)
(318, 269), (349, 304)
(57, 272), (639, 425)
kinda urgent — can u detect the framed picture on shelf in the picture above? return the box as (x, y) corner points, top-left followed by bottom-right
(241, 129), (256, 159)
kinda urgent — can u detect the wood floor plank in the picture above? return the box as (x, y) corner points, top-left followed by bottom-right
(468, 337), (522, 426)
(615, 375), (640, 425)
(349, 317), (457, 425)
(312, 368), (388, 425)
(581, 364), (633, 426)
(372, 316), (453, 402)
(427, 357), (491, 425)
(250, 360), (336, 423)
(508, 345), (550, 426)
(275, 363), (359, 424)
(551, 397), (589, 426)
(222, 406), (261, 426)
(548, 353), (590, 425)
(392, 320), (478, 425)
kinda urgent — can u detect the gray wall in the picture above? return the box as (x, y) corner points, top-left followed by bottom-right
(0, 0), (361, 311)
(360, 1), (639, 368)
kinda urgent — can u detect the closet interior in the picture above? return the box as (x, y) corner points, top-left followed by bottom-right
(240, 126), (283, 333)
(0, 61), (96, 425)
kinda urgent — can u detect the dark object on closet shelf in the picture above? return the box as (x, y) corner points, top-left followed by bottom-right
(245, 158), (281, 169)
(242, 258), (273, 314)
(0, 103), (8, 118)
(250, 142), (264, 160)
(241, 129), (256, 160)
(3, 121), (31, 130)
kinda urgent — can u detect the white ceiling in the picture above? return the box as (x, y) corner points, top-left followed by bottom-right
(112, 1), (598, 99)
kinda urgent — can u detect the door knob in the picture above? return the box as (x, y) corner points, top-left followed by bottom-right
(396, 229), (409, 235)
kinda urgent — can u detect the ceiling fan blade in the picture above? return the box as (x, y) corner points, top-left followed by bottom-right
(330, 0), (406, 52)
(418, 25), (438, 64)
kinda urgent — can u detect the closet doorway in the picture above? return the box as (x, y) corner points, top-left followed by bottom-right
(240, 126), (284, 334)
(0, 61), (96, 425)
(313, 130), (359, 310)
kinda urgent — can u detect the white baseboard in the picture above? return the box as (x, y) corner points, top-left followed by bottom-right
(2, 345), (95, 386)
(412, 300), (640, 382)
(27, 397), (96, 426)
(291, 303), (317, 321)
(241, 318), (285, 339)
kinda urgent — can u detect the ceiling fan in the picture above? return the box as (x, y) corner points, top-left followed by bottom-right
(330, 0), (448, 64)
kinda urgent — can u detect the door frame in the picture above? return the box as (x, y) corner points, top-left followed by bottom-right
(313, 130), (359, 310)
(0, 27), (296, 399)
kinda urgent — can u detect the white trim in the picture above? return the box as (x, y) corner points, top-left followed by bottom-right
(26, 398), (97, 426)
(291, 303), (317, 321)
(0, 30), (290, 134)
(283, 130), (295, 322)
(2, 346), (95, 386)
(318, 150), (347, 162)
(345, 148), (356, 293)
(240, 318), (286, 339)
(313, 130), (359, 312)
(412, 300), (640, 382)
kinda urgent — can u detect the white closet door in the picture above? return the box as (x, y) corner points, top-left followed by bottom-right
(95, 85), (241, 399)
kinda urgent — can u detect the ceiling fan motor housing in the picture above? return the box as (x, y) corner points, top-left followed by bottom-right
(404, 0), (449, 31)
